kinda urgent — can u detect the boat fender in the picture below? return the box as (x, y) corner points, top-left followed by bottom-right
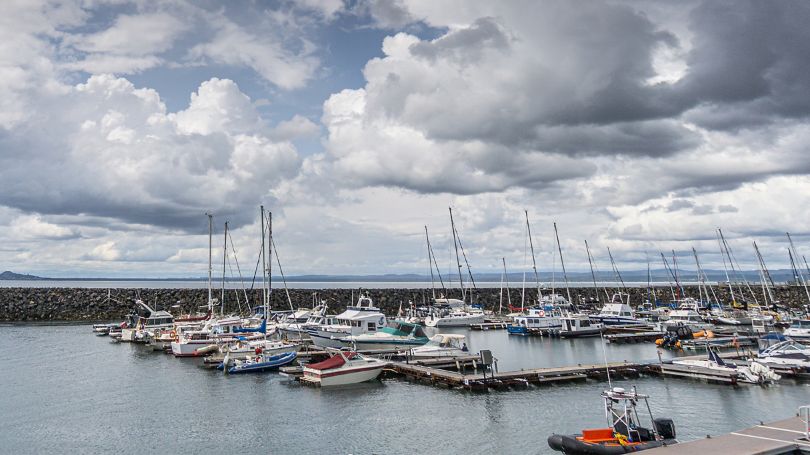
(614, 432), (629, 446)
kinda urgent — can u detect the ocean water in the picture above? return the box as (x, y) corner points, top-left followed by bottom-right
(0, 325), (807, 454)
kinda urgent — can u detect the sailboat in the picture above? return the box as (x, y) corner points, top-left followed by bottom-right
(224, 208), (297, 373)
(424, 208), (485, 327)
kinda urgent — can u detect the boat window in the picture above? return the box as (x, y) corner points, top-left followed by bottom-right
(413, 326), (426, 338)
(581, 320), (590, 327)
(368, 322), (376, 332)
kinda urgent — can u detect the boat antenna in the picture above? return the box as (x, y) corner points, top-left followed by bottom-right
(553, 222), (573, 308)
(525, 210), (541, 304)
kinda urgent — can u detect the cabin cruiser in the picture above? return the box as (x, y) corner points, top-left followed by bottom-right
(409, 334), (469, 358)
(589, 301), (646, 327)
(507, 307), (563, 335)
(424, 307), (486, 327)
(342, 321), (429, 350)
(120, 300), (174, 343)
(660, 299), (712, 331)
(310, 294), (388, 349)
(672, 348), (781, 384)
(783, 319), (810, 341)
(170, 316), (256, 357)
(301, 350), (387, 386)
(559, 314), (603, 338)
(757, 340), (810, 370)
(548, 386), (678, 454)
(277, 304), (333, 340)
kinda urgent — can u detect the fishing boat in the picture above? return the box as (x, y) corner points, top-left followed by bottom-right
(672, 348), (781, 384)
(784, 319), (810, 341)
(342, 320), (429, 350)
(559, 314), (603, 338)
(310, 294), (388, 349)
(548, 386), (678, 454)
(301, 351), (387, 386)
(120, 300), (175, 343)
(409, 334), (469, 358)
(220, 350), (297, 374)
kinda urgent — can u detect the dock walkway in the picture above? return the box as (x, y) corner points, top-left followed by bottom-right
(646, 414), (810, 454)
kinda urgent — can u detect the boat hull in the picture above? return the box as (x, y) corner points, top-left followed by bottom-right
(424, 314), (486, 327)
(225, 352), (298, 374)
(302, 364), (385, 386)
(548, 434), (676, 454)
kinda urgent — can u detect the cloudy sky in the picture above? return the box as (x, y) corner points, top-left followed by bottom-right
(2, 0), (810, 278)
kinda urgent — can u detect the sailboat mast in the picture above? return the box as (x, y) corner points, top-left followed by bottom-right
(716, 229), (736, 305)
(525, 211), (541, 302)
(692, 247), (707, 304)
(787, 232), (810, 304)
(206, 212), (213, 312)
(607, 246), (627, 295)
(753, 241), (776, 307)
(221, 221), (228, 315)
(585, 240), (600, 301)
(425, 226), (436, 300)
(553, 222), (572, 306)
(260, 206), (267, 312)
(449, 207), (465, 303)
(660, 252), (677, 302)
(267, 211), (273, 322)
(502, 257), (512, 312)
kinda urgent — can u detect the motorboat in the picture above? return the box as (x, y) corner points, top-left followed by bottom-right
(120, 300), (175, 343)
(170, 316), (257, 357)
(277, 305), (334, 340)
(341, 321), (429, 350)
(310, 294), (388, 349)
(784, 319), (810, 341)
(559, 314), (603, 338)
(672, 348), (781, 384)
(660, 299), (713, 332)
(507, 307), (562, 335)
(548, 386), (678, 454)
(220, 350), (297, 374)
(757, 340), (810, 370)
(408, 334), (469, 358)
(301, 351), (387, 386)
(589, 300), (647, 327)
(424, 307), (485, 327)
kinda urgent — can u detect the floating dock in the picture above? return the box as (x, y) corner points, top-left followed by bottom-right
(605, 332), (665, 344)
(646, 412), (810, 454)
(469, 322), (508, 330)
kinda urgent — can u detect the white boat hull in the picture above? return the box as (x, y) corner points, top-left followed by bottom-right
(302, 365), (385, 386)
(424, 314), (485, 327)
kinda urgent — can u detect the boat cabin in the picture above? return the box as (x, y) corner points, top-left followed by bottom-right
(597, 303), (635, 318)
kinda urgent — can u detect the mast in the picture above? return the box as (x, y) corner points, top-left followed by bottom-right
(206, 212), (213, 312)
(449, 207), (465, 303)
(646, 252), (652, 305)
(260, 206), (267, 312)
(716, 229), (736, 306)
(787, 232), (810, 304)
(607, 247), (627, 296)
(671, 250), (682, 299)
(221, 221), (228, 315)
(425, 227), (446, 297)
(753, 241), (776, 307)
(553, 222), (572, 306)
(660, 252), (677, 302)
(525, 210), (541, 303)
(692, 247), (707, 305)
(502, 257), (512, 313)
(267, 211), (273, 316)
(425, 226), (436, 300)
(584, 240), (601, 302)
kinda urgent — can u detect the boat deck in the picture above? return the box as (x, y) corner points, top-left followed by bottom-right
(646, 415), (810, 454)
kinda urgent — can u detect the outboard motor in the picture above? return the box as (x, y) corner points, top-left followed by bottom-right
(654, 418), (676, 440)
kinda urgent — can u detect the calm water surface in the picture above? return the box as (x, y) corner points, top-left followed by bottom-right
(1, 325), (807, 454)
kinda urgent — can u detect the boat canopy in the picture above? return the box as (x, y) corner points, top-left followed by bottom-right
(307, 352), (356, 371)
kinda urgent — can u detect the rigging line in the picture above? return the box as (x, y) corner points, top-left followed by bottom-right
(454, 225), (477, 290)
(607, 246), (627, 293)
(724, 234), (760, 305)
(225, 252), (243, 314)
(271, 235), (295, 312)
(227, 228), (251, 308)
(525, 210), (541, 298)
(428, 237), (447, 295)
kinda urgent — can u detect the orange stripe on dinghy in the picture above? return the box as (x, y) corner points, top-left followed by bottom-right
(580, 428), (615, 442)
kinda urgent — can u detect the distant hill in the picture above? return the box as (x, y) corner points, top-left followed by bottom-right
(0, 271), (44, 280)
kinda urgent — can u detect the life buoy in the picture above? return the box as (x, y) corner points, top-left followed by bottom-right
(170, 330), (177, 340)
(538, 310), (546, 317)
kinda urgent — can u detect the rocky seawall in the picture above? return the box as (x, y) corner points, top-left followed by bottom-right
(0, 285), (808, 322)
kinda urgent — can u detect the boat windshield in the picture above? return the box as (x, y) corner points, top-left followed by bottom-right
(791, 320), (810, 328)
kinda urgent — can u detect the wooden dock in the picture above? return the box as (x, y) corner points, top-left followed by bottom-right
(605, 331), (664, 344)
(469, 322), (508, 330)
(387, 360), (647, 391)
(646, 413), (810, 454)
